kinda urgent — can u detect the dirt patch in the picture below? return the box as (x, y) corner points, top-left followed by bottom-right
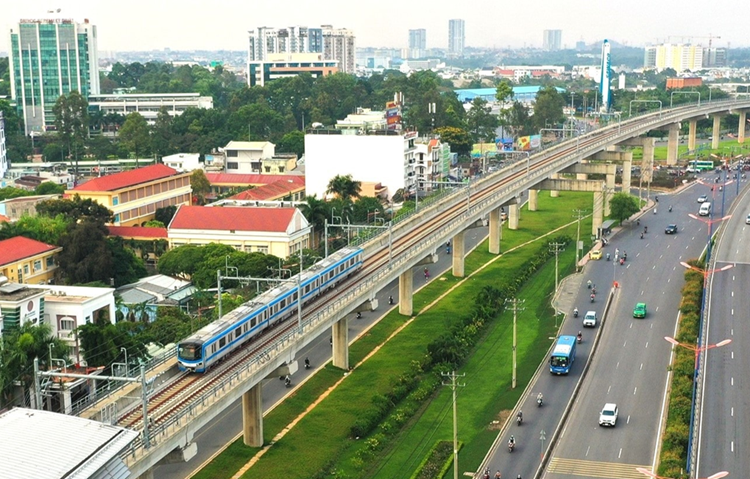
(488, 410), (512, 430)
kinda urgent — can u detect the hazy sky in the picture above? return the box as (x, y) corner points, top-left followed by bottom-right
(2, 0), (744, 53)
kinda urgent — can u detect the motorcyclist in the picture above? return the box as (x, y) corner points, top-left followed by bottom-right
(517, 411), (523, 422)
(655, 195), (659, 202)
(388, 295), (394, 305)
(669, 205), (673, 212)
(592, 286), (596, 295)
(591, 293), (595, 302)
(640, 232), (644, 239)
(577, 331), (583, 342)
(606, 252), (610, 261)
(304, 357), (310, 369)
(653, 207), (657, 214)
(573, 307), (579, 317)
(495, 471), (502, 479)
(509, 435), (515, 445)
(356, 311), (362, 319)
(644, 226), (648, 234)
(537, 392), (543, 405)
(587, 279), (592, 289)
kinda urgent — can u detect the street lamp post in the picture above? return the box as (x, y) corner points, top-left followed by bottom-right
(121, 347), (128, 377)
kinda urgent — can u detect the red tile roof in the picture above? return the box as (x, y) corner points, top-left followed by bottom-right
(229, 178), (306, 201)
(107, 226), (168, 239)
(205, 173), (305, 187)
(170, 206), (296, 232)
(70, 164), (180, 192)
(0, 214), (10, 223)
(0, 236), (60, 266)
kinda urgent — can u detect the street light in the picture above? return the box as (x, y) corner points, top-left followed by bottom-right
(636, 467), (728, 479)
(664, 335), (732, 367)
(121, 347), (129, 377)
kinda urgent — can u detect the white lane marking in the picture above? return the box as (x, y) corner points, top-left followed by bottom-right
(645, 342), (649, 348)
(732, 407), (734, 417)
(627, 416), (631, 424)
(668, 278), (671, 283)
(732, 329), (734, 336)
(653, 265), (656, 270)
(634, 387), (638, 395)
(732, 291), (734, 297)
(641, 290), (645, 295)
(660, 254), (663, 259)
(616, 362), (620, 369)
(586, 446), (590, 456)
(656, 307), (660, 312)
(732, 442), (735, 453)
(623, 341), (627, 347)
(732, 377), (734, 386)
(619, 448), (623, 459)
(732, 309), (734, 316)
(608, 385), (612, 394)
(640, 363), (643, 371)
(732, 351), (734, 359)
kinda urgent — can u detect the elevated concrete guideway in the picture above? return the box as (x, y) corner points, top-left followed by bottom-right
(119, 99), (750, 478)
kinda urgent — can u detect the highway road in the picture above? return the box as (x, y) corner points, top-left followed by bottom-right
(477, 170), (745, 479)
(155, 226), (490, 479)
(696, 174), (750, 478)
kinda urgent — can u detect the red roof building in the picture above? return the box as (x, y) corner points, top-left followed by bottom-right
(64, 164), (192, 227)
(107, 226), (168, 240)
(0, 236), (62, 284)
(168, 205), (311, 258)
(229, 176), (305, 202)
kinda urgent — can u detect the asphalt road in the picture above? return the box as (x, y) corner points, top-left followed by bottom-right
(155, 226), (490, 479)
(696, 178), (750, 478)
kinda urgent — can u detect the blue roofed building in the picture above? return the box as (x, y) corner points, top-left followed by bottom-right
(455, 86), (565, 104)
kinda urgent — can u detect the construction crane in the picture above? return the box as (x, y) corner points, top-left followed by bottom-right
(667, 34), (721, 49)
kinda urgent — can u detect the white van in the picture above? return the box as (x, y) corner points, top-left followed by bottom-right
(699, 202), (711, 216)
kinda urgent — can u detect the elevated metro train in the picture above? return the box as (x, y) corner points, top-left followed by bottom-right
(177, 247), (364, 373)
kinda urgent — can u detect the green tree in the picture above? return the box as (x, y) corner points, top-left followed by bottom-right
(56, 219), (114, 285)
(434, 126), (473, 156)
(151, 107), (175, 160)
(504, 101), (533, 137)
(465, 97), (498, 143)
(36, 194), (113, 223)
(190, 170), (211, 205)
(157, 244), (215, 279)
(52, 91), (89, 161)
(108, 237), (148, 286)
(76, 322), (148, 368)
(533, 85), (566, 131)
(277, 130), (305, 158)
(35, 182), (66, 195)
(495, 81), (514, 105)
(119, 112), (151, 159)
(0, 187), (32, 201)
(43, 142), (65, 162)
(155, 205), (178, 225)
(299, 195), (328, 250)
(144, 220), (165, 228)
(0, 214), (69, 244)
(609, 192), (640, 225)
(326, 174), (361, 202)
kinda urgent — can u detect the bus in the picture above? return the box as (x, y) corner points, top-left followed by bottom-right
(687, 160), (714, 173)
(550, 335), (577, 375)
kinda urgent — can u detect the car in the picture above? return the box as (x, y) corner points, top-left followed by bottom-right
(599, 403), (619, 427)
(583, 310), (597, 327)
(633, 302), (647, 318)
(697, 194), (708, 203)
(665, 224), (678, 234)
(589, 249), (602, 260)
(746, 214), (750, 225)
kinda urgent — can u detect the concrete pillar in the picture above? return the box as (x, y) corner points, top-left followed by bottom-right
(576, 173), (587, 180)
(528, 189), (538, 211)
(489, 208), (500, 254)
(642, 138), (655, 167)
(549, 173), (559, 197)
(739, 111), (747, 144)
(712, 115), (721, 150)
(452, 230), (466, 277)
(508, 202), (520, 230)
(666, 124), (680, 165)
(605, 173), (616, 216)
(398, 270), (413, 316)
(137, 469), (154, 479)
(62, 388), (72, 415)
(242, 383), (263, 447)
(592, 190), (604, 237)
(622, 155), (632, 193)
(332, 317), (349, 370)
(688, 119), (697, 151)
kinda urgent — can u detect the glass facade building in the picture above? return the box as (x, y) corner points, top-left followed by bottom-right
(9, 18), (99, 135)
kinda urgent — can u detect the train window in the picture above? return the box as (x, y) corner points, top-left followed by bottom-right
(235, 327), (241, 339)
(251, 317), (256, 327)
(219, 338), (226, 348)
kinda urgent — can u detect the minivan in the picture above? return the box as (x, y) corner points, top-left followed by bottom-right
(583, 311), (597, 327)
(699, 202), (711, 216)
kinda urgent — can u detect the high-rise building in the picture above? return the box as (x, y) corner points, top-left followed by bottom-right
(322, 26), (356, 74)
(643, 43), (707, 73)
(248, 26), (323, 62)
(448, 19), (465, 56)
(0, 111), (7, 179)
(409, 29), (426, 50)
(9, 17), (99, 135)
(543, 30), (562, 51)
(248, 25), (354, 74)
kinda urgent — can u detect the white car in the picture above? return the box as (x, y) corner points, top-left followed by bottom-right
(697, 195), (708, 203)
(599, 403), (619, 427)
(583, 311), (597, 328)
(746, 214), (750, 225)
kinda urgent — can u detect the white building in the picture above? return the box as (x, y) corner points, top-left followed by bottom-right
(322, 25), (356, 74)
(163, 153), (201, 172)
(0, 111), (7, 179)
(305, 127), (418, 201)
(223, 141), (276, 174)
(448, 19), (465, 56)
(88, 93), (213, 125)
(543, 30), (562, 51)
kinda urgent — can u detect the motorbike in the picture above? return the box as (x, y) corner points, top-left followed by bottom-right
(516, 414), (523, 426)
(284, 375), (291, 387)
(669, 206), (673, 212)
(587, 280), (592, 289)
(640, 232), (644, 239)
(590, 294), (595, 303)
(356, 311), (362, 319)
(388, 295), (394, 305)
(537, 396), (543, 407)
(620, 258), (625, 265)
(573, 309), (579, 318)
(304, 358), (310, 370)
(606, 253), (610, 261)
(508, 441), (515, 453)
(577, 333), (582, 344)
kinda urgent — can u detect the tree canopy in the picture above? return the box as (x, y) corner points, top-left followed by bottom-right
(609, 192), (640, 225)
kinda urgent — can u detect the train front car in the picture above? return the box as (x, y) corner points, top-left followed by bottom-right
(177, 339), (205, 372)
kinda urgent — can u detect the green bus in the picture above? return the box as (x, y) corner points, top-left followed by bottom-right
(687, 160), (714, 173)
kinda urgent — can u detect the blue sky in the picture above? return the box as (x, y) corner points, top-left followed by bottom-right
(2, 0), (743, 53)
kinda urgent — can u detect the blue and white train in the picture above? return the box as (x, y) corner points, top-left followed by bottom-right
(177, 247), (364, 373)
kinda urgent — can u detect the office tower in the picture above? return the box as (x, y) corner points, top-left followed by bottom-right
(322, 26), (356, 74)
(448, 19), (465, 56)
(409, 29), (426, 50)
(600, 40), (611, 112)
(543, 30), (562, 51)
(9, 17), (99, 135)
(643, 43), (705, 73)
(0, 112), (7, 178)
(248, 26), (323, 62)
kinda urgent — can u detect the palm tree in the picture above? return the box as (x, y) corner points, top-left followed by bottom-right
(299, 195), (328, 249)
(326, 174), (361, 202)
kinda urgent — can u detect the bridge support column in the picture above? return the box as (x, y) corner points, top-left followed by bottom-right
(666, 124), (680, 165)
(398, 270), (413, 316)
(712, 115), (721, 150)
(508, 202), (520, 230)
(739, 111), (747, 144)
(688, 119), (697, 151)
(592, 189), (604, 237)
(332, 317), (349, 369)
(489, 208), (501, 254)
(242, 383), (263, 447)
(642, 138), (655, 168)
(576, 172), (587, 180)
(549, 173), (559, 197)
(452, 230), (466, 277)
(622, 156), (632, 192)
(528, 189), (538, 211)
(605, 173), (615, 216)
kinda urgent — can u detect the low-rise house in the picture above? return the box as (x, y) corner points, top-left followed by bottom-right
(0, 194), (60, 221)
(116, 274), (196, 322)
(162, 153), (202, 172)
(0, 236), (62, 285)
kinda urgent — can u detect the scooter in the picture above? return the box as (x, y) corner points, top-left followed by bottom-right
(284, 375), (291, 388)
(606, 253), (611, 261)
(537, 396), (543, 407)
(388, 295), (394, 305)
(304, 358), (310, 370)
(590, 294), (595, 303)
(577, 332), (582, 344)
(508, 441), (515, 453)
(517, 414), (523, 426)
(573, 308), (579, 318)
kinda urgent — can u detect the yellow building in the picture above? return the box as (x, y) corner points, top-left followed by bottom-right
(0, 236), (62, 285)
(66, 164), (192, 226)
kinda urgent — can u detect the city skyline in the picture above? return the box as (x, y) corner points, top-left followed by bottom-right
(1, 0), (745, 54)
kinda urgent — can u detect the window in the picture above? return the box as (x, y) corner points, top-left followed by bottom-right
(33, 260), (42, 272)
(264, 166), (271, 173)
(219, 337), (226, 348)
(278, 167), (285, 173)
(23, 264), (29, 275)
(60, 318), (75, 331)
(113, 196), (119, 206)
(227, 150), (238, 157)
(235, 327), (242, 339)
(227, 162), (238, 170)
(256, 245), (269, 254)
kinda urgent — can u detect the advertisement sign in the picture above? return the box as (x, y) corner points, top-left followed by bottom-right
(471, 143), (498, 158)
(516, 135), (541, 151)
(497, 138), (514, 151)
(386, 108), (400, 118)
(386, 101), (398, 109)
(386, 115), (401, 125)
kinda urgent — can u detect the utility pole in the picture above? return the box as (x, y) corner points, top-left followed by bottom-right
(572, 209), (587, 272)
(549, 242), (566, 293)
(505, 298), (525, 389)
(442, 371), (465, 479)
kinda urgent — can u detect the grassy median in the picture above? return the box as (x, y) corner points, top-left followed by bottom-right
(193, 192), (593, 479)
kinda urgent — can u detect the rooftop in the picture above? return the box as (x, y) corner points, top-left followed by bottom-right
(170, 205), (297, 233)
(224, 141), (274, 151)
(229, 178), (305, 201)
(0, 236), (60, 267)
(107, 226), (168, 239)
(69, 164), (180, 192)
(205, 173), (304, 186)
